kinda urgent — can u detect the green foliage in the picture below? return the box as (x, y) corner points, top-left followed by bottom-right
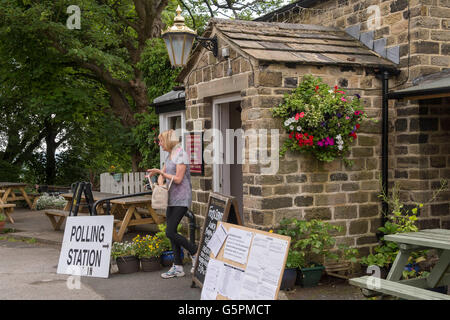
(277, 218), (346, 269)
(111, 241), (136, 259)
(272, 75), (371, 164)
(0, 213), (5, 222)
(360, 179), (448, 271)
(286, 249), (303, 269)
(133, 112), (161, 170)
(155, 223), (182, 251)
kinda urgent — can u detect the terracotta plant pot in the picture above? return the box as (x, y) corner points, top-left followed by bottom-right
(140, 257), (162, 272)
(116, 255), (140, 274)
(0, 221), (5, 233)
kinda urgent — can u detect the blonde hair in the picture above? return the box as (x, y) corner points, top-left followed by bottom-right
(159, 129), (180, 152)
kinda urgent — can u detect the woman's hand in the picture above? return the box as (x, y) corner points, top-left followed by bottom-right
(146, 168), (163, 177)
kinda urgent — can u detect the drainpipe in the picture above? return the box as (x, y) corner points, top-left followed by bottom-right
(378, 70), (390, 240)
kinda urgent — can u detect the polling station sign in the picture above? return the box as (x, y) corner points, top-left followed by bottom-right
(57, 215), (113, 278)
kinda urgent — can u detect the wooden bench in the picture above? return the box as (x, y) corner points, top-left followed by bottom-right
(0, 203), (16, 223)
(44, 209), (123, 233)
(12, 192), (40, 210)
(44, 209), (89, 231)
(349, 276), (450, 300)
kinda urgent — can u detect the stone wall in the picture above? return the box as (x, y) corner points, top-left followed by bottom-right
(184, 35), (394, 255)
(266, 0), (450, 86)
(183, 0), (450, 255)
(241, 64), (386, 257)
(393, 97), (450, 229)
(258, 0), (450, 235)
(184, 43), (254, 231)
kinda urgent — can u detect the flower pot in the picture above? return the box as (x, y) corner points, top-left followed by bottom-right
(160, 250), (184, 267)
(140, 257), (162, 272)
(116, 255), (140, 274)
(113, 173), (123, 182)
(280, 267), (297, 291)
(298, 265), (325, 288)
(0, 221), (5, 233)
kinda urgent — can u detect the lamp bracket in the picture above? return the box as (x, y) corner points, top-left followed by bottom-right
(196, 35), (218, 57)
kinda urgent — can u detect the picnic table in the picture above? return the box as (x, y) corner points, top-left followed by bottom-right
(350, 229), (450, 300)
(56, 192), (165, 242)
(0, 182), (38, 223)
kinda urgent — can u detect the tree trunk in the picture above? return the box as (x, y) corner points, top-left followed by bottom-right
(44, 120), (58, 185)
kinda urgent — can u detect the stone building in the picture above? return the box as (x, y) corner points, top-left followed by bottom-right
(160, 0), (449, 256)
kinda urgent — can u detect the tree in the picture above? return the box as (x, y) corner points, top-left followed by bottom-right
(0, 0), (284, 174)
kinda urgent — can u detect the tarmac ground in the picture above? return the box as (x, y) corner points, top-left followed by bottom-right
(0, 207), (365, 300)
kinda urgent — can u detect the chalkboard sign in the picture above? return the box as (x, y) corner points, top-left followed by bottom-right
(192, 192), (242, 288)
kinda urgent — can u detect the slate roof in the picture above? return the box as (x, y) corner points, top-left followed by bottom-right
(152, 88), (185, 114)
(213, 19), (397, 70)
(388, 69), (450, 99)
(153, 89), (185, 106)
(177, 19), (397, 82)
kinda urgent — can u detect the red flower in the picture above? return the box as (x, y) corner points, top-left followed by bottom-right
(356, 124), (360, 130)
(315, 85), (319, 92)
(289, 131), (294, 139)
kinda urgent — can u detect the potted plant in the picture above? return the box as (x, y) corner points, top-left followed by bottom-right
(133, 234), (164, 272)
(108, 165), (124, 182)
(280, 249), (302, 291)
(0, 213), (6, 233)
(277, 218), (343, 288)
(111, 241), (139, 274)
(156, 223), (184, 267)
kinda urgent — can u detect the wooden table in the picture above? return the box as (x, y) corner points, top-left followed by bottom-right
(109, 196), (165, 242)
(60, 192), (165, 242)
(0, 182), (36, 223)
(350, 229), (450, 300)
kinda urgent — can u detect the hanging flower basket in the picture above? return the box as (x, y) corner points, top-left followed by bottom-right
(272, 75), (372, 165)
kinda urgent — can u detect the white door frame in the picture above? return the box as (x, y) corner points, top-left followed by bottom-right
(212, 94), (241, 194)
(159, 110), (186, 168)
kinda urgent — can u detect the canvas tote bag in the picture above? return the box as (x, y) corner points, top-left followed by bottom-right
(150, 177), (174, 210)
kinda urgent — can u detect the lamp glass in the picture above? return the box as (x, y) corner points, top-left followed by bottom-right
(163, 32), (195, 67)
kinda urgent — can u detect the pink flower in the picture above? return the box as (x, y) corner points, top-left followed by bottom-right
(295, 113), (300, 121)
(299, 112), (305, 118)
(341, 97), (347, 102)
(345, 116), (350, 120)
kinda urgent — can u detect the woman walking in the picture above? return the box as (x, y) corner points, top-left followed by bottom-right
(147, 129), (197, 278)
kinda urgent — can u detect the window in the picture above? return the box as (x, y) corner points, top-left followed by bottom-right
(159, 111), (186, 168)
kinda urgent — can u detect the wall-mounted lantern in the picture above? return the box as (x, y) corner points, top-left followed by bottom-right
(162, 6), (218, 67)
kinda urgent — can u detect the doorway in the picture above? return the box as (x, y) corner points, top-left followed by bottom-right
(212, 95), (243, 218)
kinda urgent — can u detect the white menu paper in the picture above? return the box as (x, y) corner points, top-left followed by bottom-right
(240, 234), (288, 300)
(223, 227), (253, 265)
(200, 258), (223, 300)
(206, 223), (228, 258)
(218, 263), (245, 300)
